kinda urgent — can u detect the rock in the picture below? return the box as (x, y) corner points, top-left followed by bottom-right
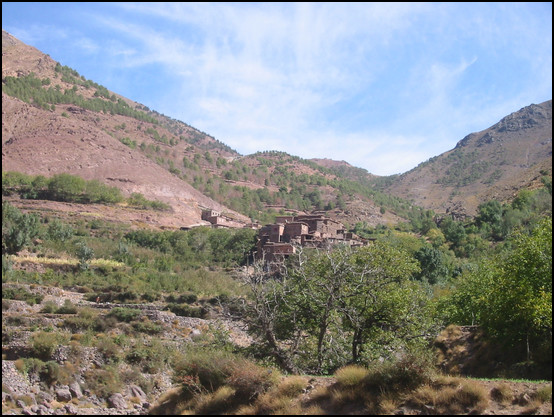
(68, 382), (83, 399)
(64, 403), (78, 415)
(55, 388), (72, 402)
(37, 391), (54, 403)
(517, 392), (531, 405)
(107, 393), (127, 410)
(127, 384), (146, 401)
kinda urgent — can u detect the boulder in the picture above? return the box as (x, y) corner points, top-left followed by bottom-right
(107, 393), (127, 410)
(55, 388), (72, 402)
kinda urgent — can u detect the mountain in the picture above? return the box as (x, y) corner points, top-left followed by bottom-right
(1, 30), (407, 229)
(377, 100), (552, 217)
(2, 29), (552, 228)
(2, 30), (247, 228)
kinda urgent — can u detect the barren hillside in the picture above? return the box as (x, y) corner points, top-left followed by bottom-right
(382, 100), (552, 217)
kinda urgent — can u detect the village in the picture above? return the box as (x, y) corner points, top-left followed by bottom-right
(201, 208), (369, 262)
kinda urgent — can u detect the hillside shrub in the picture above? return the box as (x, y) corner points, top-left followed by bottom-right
(31, 331), (61, 360)
(84, 366), (123, 399)
(62, 307), (99, 331)
(2, 202), (41, 255)
(107, 307), (142, 322)
(362, 351), (436, 392)
(47, 173), (86, 201)
(166, 303), (208, 318)
(335, 365), (370, 388)
(56, 299), (78, 314)
(225, 360), (280, 401)
(2, 286), (44, 305)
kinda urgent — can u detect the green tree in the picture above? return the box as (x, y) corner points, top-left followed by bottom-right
(439, 218), (552, 369)
(483, 218), (552, 362)
(414, 245), (450, 285)
(2, 202), (41, 255)
(240, 243), (435, 374)
(76, 241), (94, 270)
(47, 173), (85, 202)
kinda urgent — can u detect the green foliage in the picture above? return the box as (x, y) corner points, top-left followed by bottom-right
(83, 179), (123, 203)
(107, 307), (142, 322)
(437, 150), (491, 187)
(243, 243), (438, 374)
(2, 202), (41, 255)
(127, 192), (171, 211)
(3, 171), (124, 205)
(166, 303), (208, 318)
(439, 218), (552, 373)
(124, 227), (256, 267)
(172, 347), (279, 399)
(76, 241), (94, 270)
(56, 299), (78, 314)
(2, 286), (44, 305)
(2, 72), (159, 124)
(84, 366), (123, 399)
(47, 219), (74, 241)
(47, 173), (86, 201)
(31, 331), (62, 360)
(362, 350), (436, 392)
(414, 245), (450, 284)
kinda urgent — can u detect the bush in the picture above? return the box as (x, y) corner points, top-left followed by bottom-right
(56, 299), (78, 314)
(107, 307), (142, 322)
(132, 319), (164, 335)
(2, 202), (41, 255)
(84, 366), (123, 399)
(173, 348), (278, 401)
(40, 300), (58, 314)
(2, 286), (44, 305)
(274, 376), (307, 398)
(167, 303), (208, 318)
(31, 331), (60, 360)
(47, 173), (85, 201)
(362, 352), (435, 392)
(47, 219), (74, 241)
(226, 360), (280, 401)
(166, 292), (198, 304)
(62, 307), (99, 331)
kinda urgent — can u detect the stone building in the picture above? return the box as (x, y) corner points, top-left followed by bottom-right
(201, 209), (245, 229)
(255, 212), (367, 261)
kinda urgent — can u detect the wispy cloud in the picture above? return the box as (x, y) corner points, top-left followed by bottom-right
(4, 2), (549, 175)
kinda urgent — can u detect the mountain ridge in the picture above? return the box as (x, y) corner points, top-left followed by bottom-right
(380, 99), (552, 217)
(2, 29), (552, 226)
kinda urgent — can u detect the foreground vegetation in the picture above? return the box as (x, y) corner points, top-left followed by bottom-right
(1, 170), (551, 413)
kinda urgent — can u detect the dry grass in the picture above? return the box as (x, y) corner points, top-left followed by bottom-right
(12, 255), (124, 268)
(335, 364), (370, 388)
(275, 376), (308, 398)
(195, 386), (236, 415)
(490, 382), (513, 404)
(410, 377), (489, 414)
(535, 384), (552, 403)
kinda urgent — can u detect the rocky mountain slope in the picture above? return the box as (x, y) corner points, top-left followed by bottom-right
(2, 30), (247, 229)
(380, 100), (552, 217)
(2, 29), (412, 229)
(2, 28), (552, 229)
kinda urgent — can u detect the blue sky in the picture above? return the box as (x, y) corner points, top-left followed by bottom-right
(2, 2), (552, 176)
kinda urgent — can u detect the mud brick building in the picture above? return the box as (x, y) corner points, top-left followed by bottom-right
(255, 213), (367, 262)
(201, 209), (247, 229)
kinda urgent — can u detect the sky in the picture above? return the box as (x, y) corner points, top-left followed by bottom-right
(2, 2), (552, 176)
